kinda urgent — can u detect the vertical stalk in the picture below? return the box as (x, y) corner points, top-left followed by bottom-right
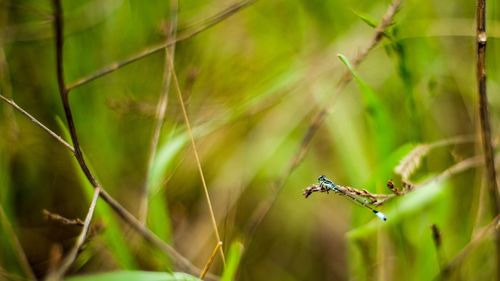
(475, 0), (500, 277)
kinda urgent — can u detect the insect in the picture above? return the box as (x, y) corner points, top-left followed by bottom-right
(317, 175), (387, 221)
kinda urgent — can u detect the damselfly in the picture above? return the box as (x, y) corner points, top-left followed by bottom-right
(317, 175), (387, 221)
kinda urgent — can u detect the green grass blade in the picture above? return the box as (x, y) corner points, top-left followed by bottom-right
(221, 242), (244, 281)
(352, 10), (377, 28)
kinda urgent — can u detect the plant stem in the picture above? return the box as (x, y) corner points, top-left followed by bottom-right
(476, 0), (500, 277)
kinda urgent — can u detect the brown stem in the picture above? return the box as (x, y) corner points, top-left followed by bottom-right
(476, 0), (500, 277)
(52, 0), (98, 188)
(199, 241), (223, 279)
(476, 0), (499, 214)
(43, 209), (84, 226)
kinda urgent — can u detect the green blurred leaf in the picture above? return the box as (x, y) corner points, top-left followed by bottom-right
(364, 142), (415, 188)
(146, 190), (173, 270)
(65, 271), (201, 281)
(150, 65), (303, 196)
(337, 53), (395, 157)
(149, 126), (184, 195)
(221, 242), (244, 281)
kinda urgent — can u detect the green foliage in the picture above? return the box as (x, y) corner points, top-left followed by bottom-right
(1, 0), (498, 281)
(221, 242), (244, 281)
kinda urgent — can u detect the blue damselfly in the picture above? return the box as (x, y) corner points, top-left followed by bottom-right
(317, 175), (387, 221)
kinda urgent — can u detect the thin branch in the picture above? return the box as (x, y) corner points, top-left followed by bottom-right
(44, 187), (101, 281)
(417, 156), (483, 188)
(303, 155), (486, 207)
(0, 94), (74, 153)
(303, 183), (393, 205)
(43, 209), (84, 226)
(52, 0), (98, 188)
(200, 241), (223, 280)
(138, 0), (179, 224)
(475, 0), (500, 276)
(66, 0), (256, 91)
(0, 205), (36, 280)
(166, 42), (226, 266)
(245, 0), (403, 240)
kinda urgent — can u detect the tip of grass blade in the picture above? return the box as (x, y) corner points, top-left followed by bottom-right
(221, 242), (244, 281)
(337, 53), (360, 81)
(351, 9), (377, 28)
(337, 53), (353, 70)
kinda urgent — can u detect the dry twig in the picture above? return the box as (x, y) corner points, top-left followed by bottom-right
(475, 0), (500, 276)
(0, 94), (74, 152)
(199, 242), (223, 279)
(43, 209), (84, 227)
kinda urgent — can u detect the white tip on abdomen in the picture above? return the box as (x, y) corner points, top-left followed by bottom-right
(374, 210), (387, 221)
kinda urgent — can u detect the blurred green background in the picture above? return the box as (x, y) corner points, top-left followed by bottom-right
(0, 0), (499, 280)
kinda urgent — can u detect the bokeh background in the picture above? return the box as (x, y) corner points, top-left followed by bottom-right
(1, 0), (499, 280)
